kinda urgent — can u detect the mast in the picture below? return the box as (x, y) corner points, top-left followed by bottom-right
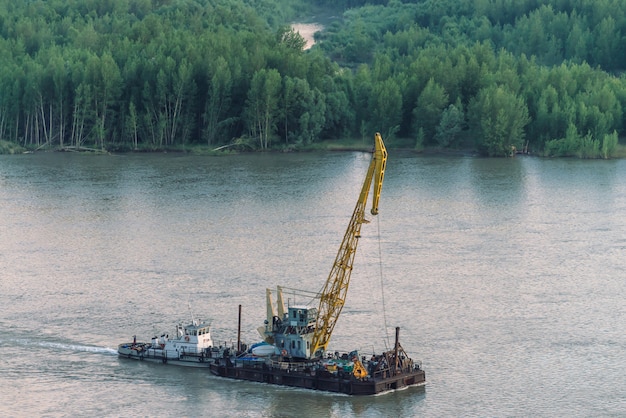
(237, 304), (242, 353)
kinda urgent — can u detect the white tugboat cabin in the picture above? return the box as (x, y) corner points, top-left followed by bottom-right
(118, 319), (226, 367)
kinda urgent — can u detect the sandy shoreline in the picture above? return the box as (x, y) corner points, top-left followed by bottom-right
(291, 23), (323, 50)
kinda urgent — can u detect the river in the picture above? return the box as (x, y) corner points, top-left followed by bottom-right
(1, 150), (625, 417)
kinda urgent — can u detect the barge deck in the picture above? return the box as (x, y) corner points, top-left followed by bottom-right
(210, 327), (425, 395)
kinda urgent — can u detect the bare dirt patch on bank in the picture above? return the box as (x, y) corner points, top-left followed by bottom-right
(291, 23), (324, 50)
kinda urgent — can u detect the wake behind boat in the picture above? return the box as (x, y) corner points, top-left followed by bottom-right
(118, 318), (224, 367)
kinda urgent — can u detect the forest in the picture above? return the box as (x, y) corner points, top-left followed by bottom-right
(1, 0), (626, 157)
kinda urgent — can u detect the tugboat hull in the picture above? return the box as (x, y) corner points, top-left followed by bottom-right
(117, 318), (220, 368)
(118, 343), (219, 368)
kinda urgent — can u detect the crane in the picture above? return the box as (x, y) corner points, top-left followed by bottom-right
(310, 132), (387, 357)
(260, 133), (387, 360)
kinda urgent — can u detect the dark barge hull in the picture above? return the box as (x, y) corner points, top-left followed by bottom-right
(209, 360), (425, 395)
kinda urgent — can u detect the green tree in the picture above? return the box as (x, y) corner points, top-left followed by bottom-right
(0, 61), (22, 143)
(85, 52), (122, 149)
(545, 123), (575, 157)
(281, 76), (326, 145)
(167, 58), (195, 146)
(468, 85), (530, 157)
(368, 78), (402, 140)
(412, 77), (449, 144)
(141, 55), (195, 147)
(49, 53), (69, 148)
(126, 101), (139, 150)
(71, 78), (93, 148)
(353, 64), (373, 141)
(565, 18), (591, 63)
(320, 74), (354, 139)
(591, 17), (618, 69)
(601, 130), (618, 159)
(21, 58), (45, 147)
(434, 101), (464, 148)
(203, 56), (233, 146)
(577, 131), (600, 159)
(245, 68), (282, 149)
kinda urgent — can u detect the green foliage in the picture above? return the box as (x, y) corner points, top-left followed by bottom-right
(601, 130), (618, 159)
(412, 78), (449, 145)
(368, 78), (402, 140)
(0, 0), (351, 151)
(245, 68), (282, 149)
(543, 123), (605, 158)
(468, 86), (530, 157)
(203, 56), (233, 146)
(577, 132), (600, 159)
(546, 127), (619, 159)
(435, 102), (464, 148)
(0, 140), (25, 154)
(544, 123), (580, 157)
(281, 76), (326, 145)
(2, 0), (626, 157)
(310, 0), (626, 157)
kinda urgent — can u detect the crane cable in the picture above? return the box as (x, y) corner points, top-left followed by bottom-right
(376, 214), (390, 348)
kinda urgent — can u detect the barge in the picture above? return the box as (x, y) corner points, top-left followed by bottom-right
(210, 327), (425, 395)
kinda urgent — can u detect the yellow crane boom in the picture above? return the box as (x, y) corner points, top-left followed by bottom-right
(310, 133), (387, 358)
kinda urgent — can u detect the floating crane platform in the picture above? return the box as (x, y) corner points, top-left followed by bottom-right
(209, 133), (425, 395)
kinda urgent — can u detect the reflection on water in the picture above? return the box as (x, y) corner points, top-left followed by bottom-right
(1, 152), (625, 417)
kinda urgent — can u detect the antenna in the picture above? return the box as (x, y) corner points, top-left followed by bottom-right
(187, 295), (196, 325)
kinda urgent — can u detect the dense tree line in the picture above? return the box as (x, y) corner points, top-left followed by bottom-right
(0, 0), (341, 152)
(1, 0), (626, 156)
(316, 0), (626, 156)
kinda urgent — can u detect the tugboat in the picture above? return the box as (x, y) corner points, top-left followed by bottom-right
(118, 318), (226, 367)
(209, 133), (426, 394)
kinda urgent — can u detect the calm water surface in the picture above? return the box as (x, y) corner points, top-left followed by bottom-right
(1, 151), (625, 417)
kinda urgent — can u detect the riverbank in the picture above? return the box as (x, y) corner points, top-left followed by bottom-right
(0, 140), (26, 155)
(4, 137), (626, 158)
